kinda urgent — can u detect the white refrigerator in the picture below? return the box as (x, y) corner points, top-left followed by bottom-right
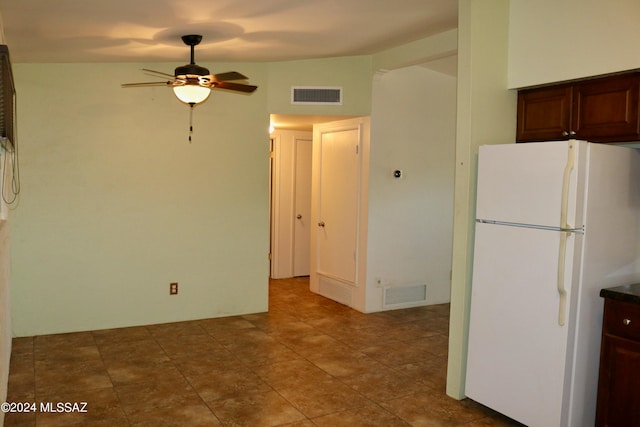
(465, 140), (640, 427)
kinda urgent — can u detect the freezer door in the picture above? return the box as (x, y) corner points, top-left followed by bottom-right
(476, 140), (585, 229)
(466, 222), (576, 427)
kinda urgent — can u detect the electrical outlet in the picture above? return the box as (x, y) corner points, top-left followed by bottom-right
(170, 282), (178, 295)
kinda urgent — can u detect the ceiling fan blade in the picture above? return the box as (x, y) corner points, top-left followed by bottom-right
(142, 68), (175, 78)
(212, 71), (248, 82)
(212, 81), (258, 93)
(121, 81), (171, 88)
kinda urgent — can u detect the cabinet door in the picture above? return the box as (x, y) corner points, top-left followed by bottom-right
(596, 334), (640, 427)
(572, 73), (640, 142)
(516, 84), (572, 142)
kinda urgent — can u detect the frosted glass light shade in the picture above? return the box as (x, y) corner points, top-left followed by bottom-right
(173, 85), (211, 104)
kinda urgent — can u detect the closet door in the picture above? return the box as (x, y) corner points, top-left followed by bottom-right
(316, 127), (359, 284)
(311, 117), (369, 310)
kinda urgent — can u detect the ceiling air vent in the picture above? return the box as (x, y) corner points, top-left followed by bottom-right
(291, 86), (342, 105)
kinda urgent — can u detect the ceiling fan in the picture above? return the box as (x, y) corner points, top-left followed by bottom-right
(122, 34), (257, 105)
(122, 34), (258, 141)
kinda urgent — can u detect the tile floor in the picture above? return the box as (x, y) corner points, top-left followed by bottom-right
(4, 277), (522, 426)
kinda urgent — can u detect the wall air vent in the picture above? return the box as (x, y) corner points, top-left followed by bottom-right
(291, 86), (343, 105)
(383, 283), (428, 309)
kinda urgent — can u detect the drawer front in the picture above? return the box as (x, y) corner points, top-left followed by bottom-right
(604, 299), (640, 341)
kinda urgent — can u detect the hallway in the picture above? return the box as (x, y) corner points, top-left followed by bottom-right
(4, 277), (519, 426)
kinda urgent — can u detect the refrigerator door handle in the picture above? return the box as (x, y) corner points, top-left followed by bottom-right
(556, 142), (576, 327)
(557, 230), (571, 326)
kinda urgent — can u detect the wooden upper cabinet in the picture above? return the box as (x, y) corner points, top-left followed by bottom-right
(517, 85), (572, 142)
(516, 72), (640, 143)
(573, 73), (640, 142)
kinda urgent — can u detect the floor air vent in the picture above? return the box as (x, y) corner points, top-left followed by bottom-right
(383, 284), (428, 309)
(291, 86), (343, 105)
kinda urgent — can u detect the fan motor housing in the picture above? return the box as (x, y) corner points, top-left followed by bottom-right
(175, 63), (210, 78)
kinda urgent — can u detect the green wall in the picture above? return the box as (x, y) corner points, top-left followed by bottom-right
(267, 55), (373, 115)
(10, 56), (374, 336)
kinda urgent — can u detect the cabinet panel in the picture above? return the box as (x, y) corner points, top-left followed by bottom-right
(596, 298), (640, 427)
(516, 85), (572, 142)
(573, 74), (640, 142)
(596, 334), (640, 427)
(603, 298), (640, 341)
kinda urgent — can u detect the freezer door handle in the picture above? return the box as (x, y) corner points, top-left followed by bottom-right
(559, 141), (576, 230)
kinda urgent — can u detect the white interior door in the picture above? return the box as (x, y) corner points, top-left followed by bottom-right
(293, 137), (312, 276)
(316, 128), (359, 284)
(310, 117), (369, 310)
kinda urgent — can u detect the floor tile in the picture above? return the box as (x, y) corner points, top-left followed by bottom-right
(92, 326), (152, 346)
(5, 277), (518, 427)
(251, 359), (333, 389)
(311, 403), (411, 426)
(276, 378), (371, 418)
(127, 403), (221, 426)
(154, 333), (226, 359)
(185, 365), (273, 402)
(207, 390), (306, 426)
(306, 351), (387, 378)
(98, 339), (169, 364)
(35, 359), (113, 396)
(380, 390), (497, 427)
(35, 387), (124, 426)
(105, 359), (182, 387)
(340, 367), (430, 402)
(114, 376), (201, 417)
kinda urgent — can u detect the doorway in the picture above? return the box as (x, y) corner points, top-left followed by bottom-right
(269, 114), (358, 280)
(269, 129), (312, 279)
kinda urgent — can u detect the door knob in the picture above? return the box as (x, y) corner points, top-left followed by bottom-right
(318, 221), (325, 227)
(296, 214), (302, 219)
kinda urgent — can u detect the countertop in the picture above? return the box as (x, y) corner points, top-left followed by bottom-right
(600, 283), (640, 305)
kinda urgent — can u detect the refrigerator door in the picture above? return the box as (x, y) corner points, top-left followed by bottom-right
(466, 222), (577, 427)
(476, 140), (585, 229)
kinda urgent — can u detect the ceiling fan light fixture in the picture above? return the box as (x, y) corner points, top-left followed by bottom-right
(173, 84), (211, 104)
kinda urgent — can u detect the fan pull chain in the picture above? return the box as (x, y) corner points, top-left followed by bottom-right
(188, 103), (194, 143)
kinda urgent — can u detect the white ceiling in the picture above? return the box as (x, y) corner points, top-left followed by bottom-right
(0, 1), (458, 131)
(0, 0), (457, 64)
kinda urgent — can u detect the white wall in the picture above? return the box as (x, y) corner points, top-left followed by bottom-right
(366, 65), (456, 311)
(0, 14), (11, 424)
(0, 221), (10, 424)
(508, 0), (640, 88)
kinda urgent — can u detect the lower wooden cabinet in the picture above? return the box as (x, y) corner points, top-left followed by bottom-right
(596, 298), (640, 427)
